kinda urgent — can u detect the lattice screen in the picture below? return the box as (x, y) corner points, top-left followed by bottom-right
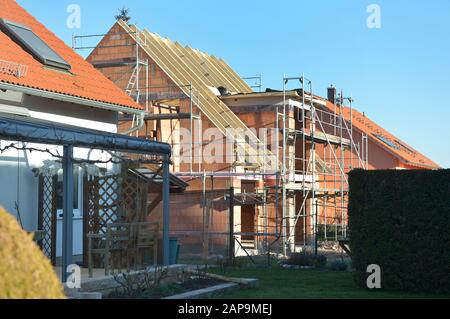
(83, 171), (149, 264)
(38, 175), (57, 265)
(84, 175), (122, 237)
(121, 172), (149, 223)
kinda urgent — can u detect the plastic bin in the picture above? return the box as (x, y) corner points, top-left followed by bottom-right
(169, 237), (180, 265)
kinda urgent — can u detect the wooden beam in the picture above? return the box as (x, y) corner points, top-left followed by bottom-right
(147, 193), (163, 215)
(145, 113), (195, 121)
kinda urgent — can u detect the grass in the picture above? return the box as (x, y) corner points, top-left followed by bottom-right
(208, 266), (450, 299)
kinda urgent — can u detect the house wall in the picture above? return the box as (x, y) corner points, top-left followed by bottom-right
(88, 26), (254, 256)
(226, 97), (407, 245)
(226, 99), (295, 248)
(295, 106), (404, 242)
(0, 89), (118, 257)
(145, 177), (241, 257)
(88, 24), (412, 253)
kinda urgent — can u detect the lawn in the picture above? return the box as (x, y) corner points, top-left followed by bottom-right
(208, 266), (450, 299)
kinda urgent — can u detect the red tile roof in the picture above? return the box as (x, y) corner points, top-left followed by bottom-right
(0, 0), (141, 110)
(323, 101), (441, 169)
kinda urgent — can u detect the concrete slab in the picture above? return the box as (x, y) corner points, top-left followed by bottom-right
(163, 283), (239, 299)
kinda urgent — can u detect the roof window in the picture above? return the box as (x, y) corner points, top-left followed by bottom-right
(0, 18), (71, 71)
(374, 134), (400, 150)
(395, 140), (416, 154)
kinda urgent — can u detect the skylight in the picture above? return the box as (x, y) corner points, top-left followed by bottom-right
(0, 19), (71, 71)
(374, 134), (400, 150)
(395, 140), (416, 154)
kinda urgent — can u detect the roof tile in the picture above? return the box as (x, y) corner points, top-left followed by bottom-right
(0, 0), (141, 110)
(324, 101), (440, 169)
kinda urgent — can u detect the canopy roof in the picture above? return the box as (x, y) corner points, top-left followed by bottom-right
(0, 113), (171, 157)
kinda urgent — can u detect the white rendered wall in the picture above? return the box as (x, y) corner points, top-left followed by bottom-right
(0, 91), (119, 258)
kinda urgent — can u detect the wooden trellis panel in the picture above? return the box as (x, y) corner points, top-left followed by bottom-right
(83, 174), (121, 265)
(37, 175), (57, 265)
(83, 170), (149, 265)
(121, 172), (149, 223)
(84, 175), (122, 234)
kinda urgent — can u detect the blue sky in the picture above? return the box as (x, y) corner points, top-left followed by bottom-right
(18, 0), (450, 168)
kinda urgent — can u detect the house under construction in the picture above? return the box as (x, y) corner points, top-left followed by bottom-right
(75, 20), (441, 259)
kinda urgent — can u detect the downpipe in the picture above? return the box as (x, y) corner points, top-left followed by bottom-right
(123, 112), (146, 136)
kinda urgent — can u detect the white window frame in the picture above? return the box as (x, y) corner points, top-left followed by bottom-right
(56, 167), (83, 220)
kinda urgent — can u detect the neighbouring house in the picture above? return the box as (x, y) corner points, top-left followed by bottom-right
(222, 88), (441, 248)
(321, 92), (440, 170)
(0, 0), (174, 282)
(86, 20), (273, 258)
(86, 19), (440, 258)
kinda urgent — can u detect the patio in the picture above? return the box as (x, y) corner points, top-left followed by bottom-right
(0, 113), (172, 282)
(60, 264), (189, 299)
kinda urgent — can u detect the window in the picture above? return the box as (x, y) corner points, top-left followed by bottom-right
(56, 167), (83, 219)
(374, 134), (400, 150)
(0, 19), (71, 71)
(395, 140), (416, 154)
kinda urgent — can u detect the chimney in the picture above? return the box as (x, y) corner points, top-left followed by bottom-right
(327, 85), (336, 104)
(217, 86), (229, 96)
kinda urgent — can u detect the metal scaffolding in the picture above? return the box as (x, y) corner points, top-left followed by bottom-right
(74, 23), (368, 260)
(73, 28), (149, 108)
(279, 75), (368, 255)
(243, 74), (263, 92)
(73, 26), (203, 173)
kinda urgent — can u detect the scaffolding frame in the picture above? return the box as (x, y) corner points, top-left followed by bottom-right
(73, 28), (149, 108)
(243, 74), (263, 92)
(278, 75), (368, 256)
(73, 26), (204, 172)
(74, 23), (369, 260)
(73, 25), (279, 260)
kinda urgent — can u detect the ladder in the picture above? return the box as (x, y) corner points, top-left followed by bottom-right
(125, 65), (141, 100)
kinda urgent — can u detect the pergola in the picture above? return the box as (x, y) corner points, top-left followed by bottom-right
(0, 113), (172, 282)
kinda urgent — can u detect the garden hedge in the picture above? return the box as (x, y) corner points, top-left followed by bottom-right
(0, 208), (65, 299)
(348, 169), (450, 294)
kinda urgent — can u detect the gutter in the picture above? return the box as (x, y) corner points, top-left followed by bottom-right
(0, 82), (145, 116)
(404, 161), (440, 170)
(0, 113), (171, 156)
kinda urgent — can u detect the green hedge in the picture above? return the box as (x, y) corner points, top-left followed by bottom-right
(348, 169), (450, 294)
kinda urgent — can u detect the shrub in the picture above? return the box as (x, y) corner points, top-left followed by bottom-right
(111, 267), (169, 299)
(0, 208), (65, 299)
(330, 260), (348, 272)
(314, 255), (328, 268)
(348, 169), (450, 293)
(287, 252), (327, 268)
(287, 252), (313, 267)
